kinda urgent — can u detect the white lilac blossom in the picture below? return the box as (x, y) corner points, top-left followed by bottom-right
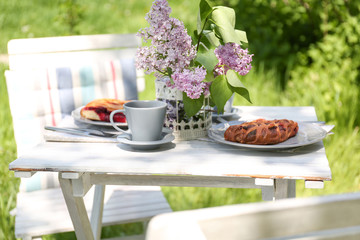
(136, 0), (196, 80)
(214, 42), (254, 76)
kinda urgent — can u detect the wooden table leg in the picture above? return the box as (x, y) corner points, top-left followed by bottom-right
(274, 179), (296, 199)
(91, 185), (105, 240)
(59, 174), (95, 240)
(261, 179), (296, 201)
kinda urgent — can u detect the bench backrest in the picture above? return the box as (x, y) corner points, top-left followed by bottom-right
(5, 34), (146, 193)
(6, 34), (144, 157)
(146, 192), (360, 240)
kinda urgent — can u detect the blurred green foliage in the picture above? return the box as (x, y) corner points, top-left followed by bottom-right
(213, 0), (360, 88)
(56, 0), (85, 35)
(209, 0), (360, 131)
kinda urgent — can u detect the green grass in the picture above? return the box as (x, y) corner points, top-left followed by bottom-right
(0, 0), (199, 54)
(0, 63), (18, 240)
(1, 0), (360, 239)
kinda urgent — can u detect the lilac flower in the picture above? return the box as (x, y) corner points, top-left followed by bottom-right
(168, 67), (209, 99)
(214, 42), (254, 76)
(136, 0), (196, 78)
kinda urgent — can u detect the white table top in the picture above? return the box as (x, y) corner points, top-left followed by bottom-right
(9, 106), (332, 181)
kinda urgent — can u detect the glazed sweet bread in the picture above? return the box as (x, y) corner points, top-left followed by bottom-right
(80, 98), (129, 122)
(224, 119), (299, 145)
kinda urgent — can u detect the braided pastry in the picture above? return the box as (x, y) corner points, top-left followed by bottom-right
(224, 119), (299, 145)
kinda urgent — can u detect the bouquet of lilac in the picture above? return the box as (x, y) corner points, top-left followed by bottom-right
(136, 0), (253, 117)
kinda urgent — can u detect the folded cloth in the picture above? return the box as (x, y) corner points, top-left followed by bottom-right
(44, 115), (118, 143)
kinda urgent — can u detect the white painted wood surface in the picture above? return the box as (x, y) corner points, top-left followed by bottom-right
(14, 185), (171, 239)
(59, 177), (94, 240)
(8, 34), (141, 54)
(7, 33), (145, 92)
(14, 171), (35, 178)
(90, 185), (105, 240)
(7, 34), (141, 70)
(9, 106), (333, 239)
(9, 107), (332, 183)
(146, 192), (360, 240)
(11, 139), (329, 180)
(305, 180), (325, 189)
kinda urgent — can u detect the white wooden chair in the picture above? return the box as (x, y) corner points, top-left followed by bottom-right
(5, 34), (172, 240)
(146, 192), (360, 240)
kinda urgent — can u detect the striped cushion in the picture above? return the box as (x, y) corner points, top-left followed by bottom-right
(6, 59), (140, 192)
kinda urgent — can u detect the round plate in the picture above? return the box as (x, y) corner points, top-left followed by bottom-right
(71, 106), (127, 127)
(212, 108), (240, 119)
(208, 120), (329, 150)
(117, 132), (175, 150)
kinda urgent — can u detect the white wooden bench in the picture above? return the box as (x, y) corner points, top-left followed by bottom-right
(146, 192), (360, 240)
(6, 34), (172, 240)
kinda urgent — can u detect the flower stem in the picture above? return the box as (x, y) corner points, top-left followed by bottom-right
(196, 17), (210, 52)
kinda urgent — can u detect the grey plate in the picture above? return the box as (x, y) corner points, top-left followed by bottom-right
(212, 108), (240, 119)
(208, 121), (329, 150)
(72, 106), (127, 127)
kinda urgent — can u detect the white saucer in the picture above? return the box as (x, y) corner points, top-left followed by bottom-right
(117, 132), (175, 150)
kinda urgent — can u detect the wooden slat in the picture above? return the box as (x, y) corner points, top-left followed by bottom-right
(7, 34), (142, 71)
(59, 177), (94, 240)
(10, 140), (331, 181)
(146, 192), (360, 240)
(14, 186), (171, 238)
(91, 174), (261, 189)
(14, 171), (35, 178)
(8, 48), (137, 70)
(8, 34), (141, 54)
(105, 234), (145, 240)
(62, 172), (83, 179)
(90, 185), (105, 240)
(305, 180), (325, 189)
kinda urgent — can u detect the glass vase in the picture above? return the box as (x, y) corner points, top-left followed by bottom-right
(155, 78), (212, 140)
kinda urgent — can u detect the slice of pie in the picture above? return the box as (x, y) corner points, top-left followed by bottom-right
(80, 98), (129, 123)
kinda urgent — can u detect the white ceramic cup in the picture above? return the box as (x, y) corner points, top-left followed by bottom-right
(110, 100), (167, 141)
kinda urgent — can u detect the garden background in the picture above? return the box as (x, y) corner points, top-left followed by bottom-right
(0, 0), (359, 239)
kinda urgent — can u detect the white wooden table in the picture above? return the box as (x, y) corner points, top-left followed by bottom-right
(9, 106), (332, 240)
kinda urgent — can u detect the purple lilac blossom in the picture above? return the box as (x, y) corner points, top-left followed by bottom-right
(169, 67), (209, 99)
(136, 0), (196, 78)
(214, 42), (254, 76)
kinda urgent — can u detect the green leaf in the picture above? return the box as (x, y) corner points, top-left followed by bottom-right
(203, 30), (220, 47)
(210, 75), (233, 113)
(195, 50), (218, 78)
(226, 69), (245, 88)
(235, 29), (248, 43)
(197, 0), (213, 34)
(200, 0), (213, 23)
(183, 93), (204, 117)
(204, 72), (215, 83)
(212, 6), (236, 28)
(211, 6), (240, 44)
(197, 10), (202, 35)
(226, 70), (252, 103)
